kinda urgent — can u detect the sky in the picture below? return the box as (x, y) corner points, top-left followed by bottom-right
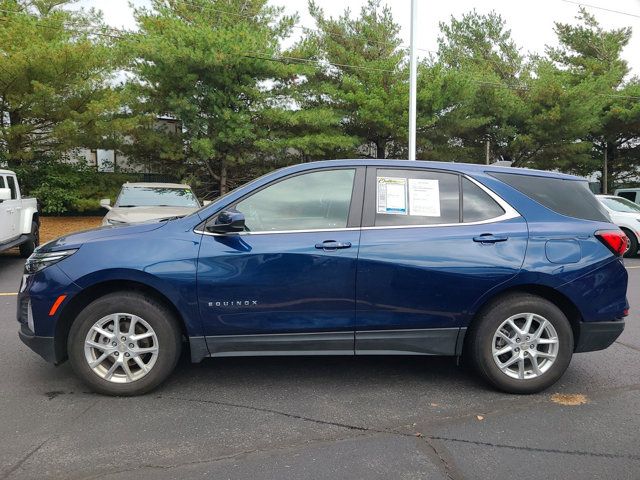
(75, 0), (640, 76)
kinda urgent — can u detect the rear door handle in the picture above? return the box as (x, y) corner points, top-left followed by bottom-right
(315, 240), (352, 250)
(473, 234), (508, 243)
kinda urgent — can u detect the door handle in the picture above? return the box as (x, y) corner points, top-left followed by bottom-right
(315, 240), (352, 250)
(473, 234), (508, 243)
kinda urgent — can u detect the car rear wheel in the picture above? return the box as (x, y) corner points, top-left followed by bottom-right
(19, 221), (39, 258)
(468, 293), (573, 394)
(68, 292), (181, 396)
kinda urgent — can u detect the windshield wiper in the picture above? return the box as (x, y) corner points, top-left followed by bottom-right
(156, 215), (186, 222)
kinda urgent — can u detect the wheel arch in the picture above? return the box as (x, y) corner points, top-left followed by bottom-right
(464, 284), (582, 352)
(619, 226), (639, 243)
(54, 279), (189, 363)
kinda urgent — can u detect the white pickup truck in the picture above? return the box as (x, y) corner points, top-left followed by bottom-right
(0, 169), (39, 257)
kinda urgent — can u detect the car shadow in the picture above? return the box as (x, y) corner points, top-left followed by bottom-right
(169, 352), (484, 392)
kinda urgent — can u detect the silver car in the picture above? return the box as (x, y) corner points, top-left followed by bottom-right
(101, 182), (201, 226)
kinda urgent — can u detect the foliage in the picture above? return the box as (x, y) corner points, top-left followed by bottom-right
(127, 0), (297, 194)
(13, 156), (156, 214)
(0, 0), (134, 167)
(2, 0), (640, 202)
(297, 0), (409, 159)
(548, 7), (640, 190)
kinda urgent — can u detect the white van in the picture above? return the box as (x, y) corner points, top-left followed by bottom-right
(614, 188), (640, 204)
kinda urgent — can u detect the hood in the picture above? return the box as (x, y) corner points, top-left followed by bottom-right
(608, 210), (640, 221)
(40, 222), (167, 252)
(104, 206), (198, 225)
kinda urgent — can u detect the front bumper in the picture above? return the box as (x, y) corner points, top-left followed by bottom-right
(575, 320), (625, 353)
(18, 325), (58, 364)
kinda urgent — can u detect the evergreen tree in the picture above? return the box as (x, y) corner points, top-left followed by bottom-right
(129, 0), (296, 194)
(0, 0), (128, 165)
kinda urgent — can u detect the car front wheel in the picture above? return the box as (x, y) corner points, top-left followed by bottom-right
(622, 229), (638, 258)
(68, 292), (182, 396)
(468, 293), (573, 394)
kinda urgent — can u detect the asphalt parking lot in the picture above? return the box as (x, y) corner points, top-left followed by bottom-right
(0, 255), (639, 480)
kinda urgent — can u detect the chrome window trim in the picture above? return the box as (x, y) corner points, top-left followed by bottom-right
(195, 173), (520, 237)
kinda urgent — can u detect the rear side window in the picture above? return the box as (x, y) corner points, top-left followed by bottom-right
(373, 169), (460, 226)
(492, 172), (609, 222)
(462, 178), (505, 222)
(618, 191), (637, 203)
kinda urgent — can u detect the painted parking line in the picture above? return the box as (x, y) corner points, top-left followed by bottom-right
(626, 266), (640, 269)
(0, 293), (18, 296)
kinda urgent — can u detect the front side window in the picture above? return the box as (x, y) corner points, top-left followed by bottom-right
(6, 176), (17, 199)
(0, 176), (5, 188)
(116, 186), (199, 208)
(235, 169), (355, 232)
(374, 169), (460, 226)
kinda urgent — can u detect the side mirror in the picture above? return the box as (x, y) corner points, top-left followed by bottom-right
(207, 210), (245, 234)
(203, 200), (212, 206)
(0, 188), (10, 202)
(100, 198), (112, 210)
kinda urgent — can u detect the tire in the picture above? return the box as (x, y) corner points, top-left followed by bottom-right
(68, 292), (182, 396)
(19, 221), (39, 258)
(467, 293), (573, 394)
(622, 229), (638, 258)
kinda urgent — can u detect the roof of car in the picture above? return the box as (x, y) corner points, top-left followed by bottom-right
(123, 182), (192, 189)
(0, 169), (15, 175)
(296, 159), (585, 181)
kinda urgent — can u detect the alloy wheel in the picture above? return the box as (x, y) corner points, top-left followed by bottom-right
(84, 313), (159, 383)
(491, 313), (559, 380)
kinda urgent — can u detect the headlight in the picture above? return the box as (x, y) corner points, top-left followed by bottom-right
(25, 249), (78, 274)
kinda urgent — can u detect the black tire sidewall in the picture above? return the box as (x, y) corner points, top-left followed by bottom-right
(19, 221), (38, 258)
(68, 292), (181, 396)
(471, 294), (574, 394)
(623, 230), (638, 258)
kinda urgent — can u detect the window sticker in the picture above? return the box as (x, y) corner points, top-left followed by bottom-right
(409, 179), (441, 217)
(377, 177), (407, 214)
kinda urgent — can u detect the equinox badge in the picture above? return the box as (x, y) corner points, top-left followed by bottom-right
(208, 300), (258, 307)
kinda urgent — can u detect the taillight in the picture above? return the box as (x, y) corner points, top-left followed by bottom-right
(595, 230), (628, 256)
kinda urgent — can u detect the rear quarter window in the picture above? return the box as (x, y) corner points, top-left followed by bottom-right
(491, 172), (610, 222)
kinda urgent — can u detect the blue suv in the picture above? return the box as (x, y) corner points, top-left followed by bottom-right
(18, 160), (629, 396)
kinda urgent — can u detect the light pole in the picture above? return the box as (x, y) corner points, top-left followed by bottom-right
(408, 0), (418, 160)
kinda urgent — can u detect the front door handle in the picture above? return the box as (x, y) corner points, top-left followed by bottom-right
(315, 240), (352, 250)
(473, 234), (508, 243)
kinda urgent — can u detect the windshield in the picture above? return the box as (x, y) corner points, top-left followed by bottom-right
(600, 196), (640, 213)
(116, 186), (199, 208)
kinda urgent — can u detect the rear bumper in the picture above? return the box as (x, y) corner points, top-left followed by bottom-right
(575, 320), (625, 353)
(18, 326), (58, 364)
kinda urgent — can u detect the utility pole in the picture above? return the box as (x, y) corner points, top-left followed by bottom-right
(485, 140), (490, 165)
(603, 141), (608, 194)
(408, 0), (417, 160)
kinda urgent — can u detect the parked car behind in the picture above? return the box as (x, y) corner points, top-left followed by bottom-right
(596, 194), (640, 257)
(0, 169), (39, 257)
(614, 188), (640, 204)
(101, 182), (201, 226)
(18, 160), (628, 396)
